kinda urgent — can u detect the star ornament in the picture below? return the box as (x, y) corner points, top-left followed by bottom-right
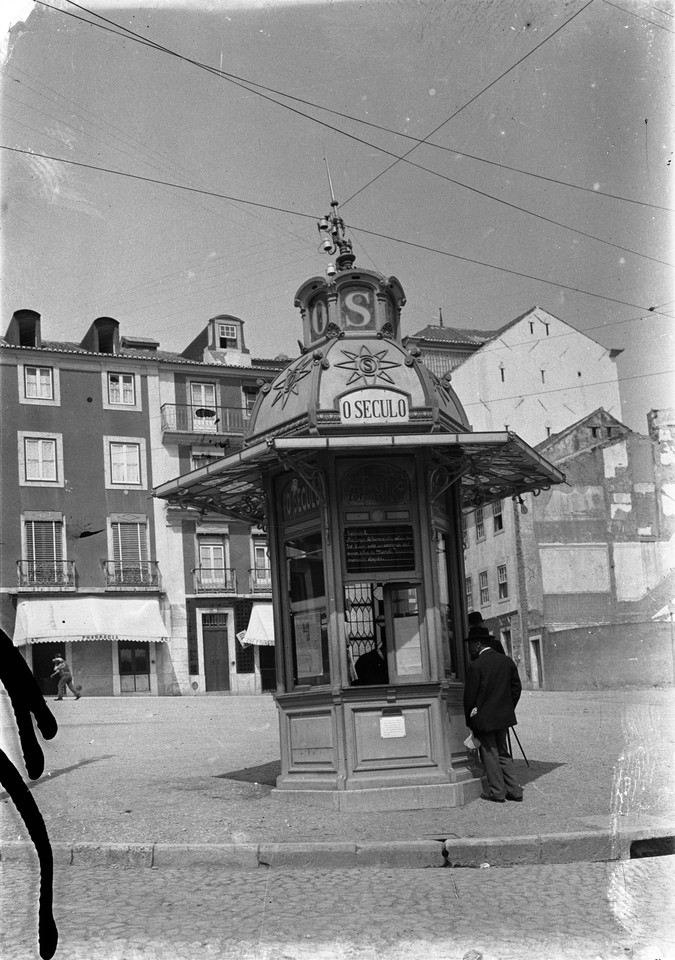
(335, 345), (401, 386)
(271, 355), (313, 408)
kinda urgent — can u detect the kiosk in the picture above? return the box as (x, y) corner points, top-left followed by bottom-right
(154, 204), (564, 810)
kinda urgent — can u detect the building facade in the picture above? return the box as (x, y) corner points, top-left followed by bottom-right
(1, 309), (285, 696)
(463, 409), (675, 689)
(405, 305), (623, 445)
(406, 304), (633, 687)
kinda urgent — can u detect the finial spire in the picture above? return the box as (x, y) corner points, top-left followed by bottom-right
(439, 307), (444, 327)
(317, 158), (356, 273)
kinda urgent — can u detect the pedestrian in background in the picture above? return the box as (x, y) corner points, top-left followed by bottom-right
(51, 657), (81, 701)
(464, 633), (522, 803)
(467, 611), (505, 655)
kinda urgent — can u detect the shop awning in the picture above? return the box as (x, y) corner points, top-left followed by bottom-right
(13, 597), (169, 645)
(153, 430), (565, 523)
(239, 603), (275, 646)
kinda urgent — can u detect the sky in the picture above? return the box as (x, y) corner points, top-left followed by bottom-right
(1, 0), (673, 433)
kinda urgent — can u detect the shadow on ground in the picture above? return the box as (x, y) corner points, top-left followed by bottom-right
(0, 755), (116, 801)
(216, 758), (563, 790)
(216, 760), (281, 785)
(511, 758), (564, 787)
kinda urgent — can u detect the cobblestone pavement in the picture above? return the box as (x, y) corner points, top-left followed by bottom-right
(2, 689), (673, 847)
(1, 857), (673, 960)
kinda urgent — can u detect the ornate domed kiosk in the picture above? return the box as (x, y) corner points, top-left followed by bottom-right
(154, 201), (564, 811)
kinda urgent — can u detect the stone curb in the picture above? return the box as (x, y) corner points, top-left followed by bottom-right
(1, 829), (669, 870)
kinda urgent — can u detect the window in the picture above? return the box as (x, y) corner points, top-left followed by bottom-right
(286, 530), (330, 687)
(101, 370), (141, 411)
(252, 540), (271, 588)
(499, 366), (505, 382)
(218, 323), (238, 348)
(541, 370), (546, 383)
(475, 507), (485, 541)
(190, 382), (217, 432)
(461, 513), (468, 549)
(546, 426), (552, 437)
(191, 450), (221, 471)
(18, 364), (60, 406)
(242, 385), (258, 415)
(19, 432), (64, 486)
(104, 436), (146, 488)
(543, 322), (550, 336)
(110, 520), (149, 584)
(493, 500), (503, 533)
(108, 373), (135, 405)
(479, 570), (489, 605)
(198, 536), (228, 589)
(25, 437), (57, 481)
(235, 637), (255, 673)
(110, 442), (140, 484)
(529, 322), (534, 334)
(498, 564), (508, 600)
(465, 576), (473, 611)
(23, 518), (66, 585)
(24, 366), (53, 400)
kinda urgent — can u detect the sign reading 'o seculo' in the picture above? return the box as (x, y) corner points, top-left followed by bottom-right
(339, 389), (409, 425)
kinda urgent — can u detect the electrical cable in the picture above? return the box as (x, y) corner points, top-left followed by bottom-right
(341, 0), (595, 205)
(2, 142), (672, 320)
(32, 0), (674, 266)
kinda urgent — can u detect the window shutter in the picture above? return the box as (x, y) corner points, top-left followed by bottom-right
(112, 522), (147, 562)
(26, 521), (63, 560)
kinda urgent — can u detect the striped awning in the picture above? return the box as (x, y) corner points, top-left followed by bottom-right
(13, 597), (169, 645)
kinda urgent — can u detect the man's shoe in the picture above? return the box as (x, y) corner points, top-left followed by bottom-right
(506, 794), (523, 802)
(480, 792), (505, 803)
(53, 697), (63, 701)
(75, 694), (81, 700)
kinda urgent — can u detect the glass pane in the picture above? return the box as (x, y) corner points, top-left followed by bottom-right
(119, 647), (133, 674)
(133, 645), (149, 674)
(286, 531), (329, 687)
(391, 586), (423, 677)
(437, 534), (457, 677)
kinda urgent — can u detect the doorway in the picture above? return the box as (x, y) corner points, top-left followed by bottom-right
(119, 642), (150, 692)
(202, 613), (230, 691)
(32, 642), (65, 696)
(529, 636), (543, 688)
(259, 645), (276, 691)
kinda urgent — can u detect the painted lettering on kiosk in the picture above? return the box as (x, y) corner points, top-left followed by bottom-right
(282, 477), (320, 522)
(340, 388), (409, 425)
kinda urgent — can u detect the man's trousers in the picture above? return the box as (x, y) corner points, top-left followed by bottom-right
(478, 728), (523, 800)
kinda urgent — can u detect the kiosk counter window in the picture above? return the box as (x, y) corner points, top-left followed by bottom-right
(285, 530), (330, 688)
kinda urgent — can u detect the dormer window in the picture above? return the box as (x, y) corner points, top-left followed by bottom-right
(218, 323), (238, 349)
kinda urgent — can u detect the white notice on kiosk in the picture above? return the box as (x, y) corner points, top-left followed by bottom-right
(380, 714), (406, 738)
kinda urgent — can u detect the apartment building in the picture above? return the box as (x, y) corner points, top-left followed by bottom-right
(1, 309), (286, 696)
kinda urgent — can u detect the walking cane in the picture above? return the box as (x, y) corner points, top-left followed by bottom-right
(510, 726), (530, 767)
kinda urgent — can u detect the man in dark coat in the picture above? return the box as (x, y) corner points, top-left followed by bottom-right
(464, 634), (523, 803)
(467, 611), (505, 655)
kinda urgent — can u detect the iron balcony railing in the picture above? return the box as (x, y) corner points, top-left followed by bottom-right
(160, 404), (249, 436)
(17, 560), (76, 588)
(250, 566), (272, 592)
(193, 567), (237, 594)
(103, 560), (160, 588)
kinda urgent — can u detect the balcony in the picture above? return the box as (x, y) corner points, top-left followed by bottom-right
(17, 560), (76, 591)
(250, 566), (272, 593)
(103, 561), (161, 590)
(160, 404), (249, 440)
(193, 567), (237, 594)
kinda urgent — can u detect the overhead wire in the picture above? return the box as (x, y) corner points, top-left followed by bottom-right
(3, 142), (672, 322)
(32, 0), (675, 268)
(602, 0), (675, 31)
(340, 0), (595, 206)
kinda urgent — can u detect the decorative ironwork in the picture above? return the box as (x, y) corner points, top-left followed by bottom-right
(17, 560), (75, 588)
(270, 354), (313, 409)
(334, 345), (400, 386)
